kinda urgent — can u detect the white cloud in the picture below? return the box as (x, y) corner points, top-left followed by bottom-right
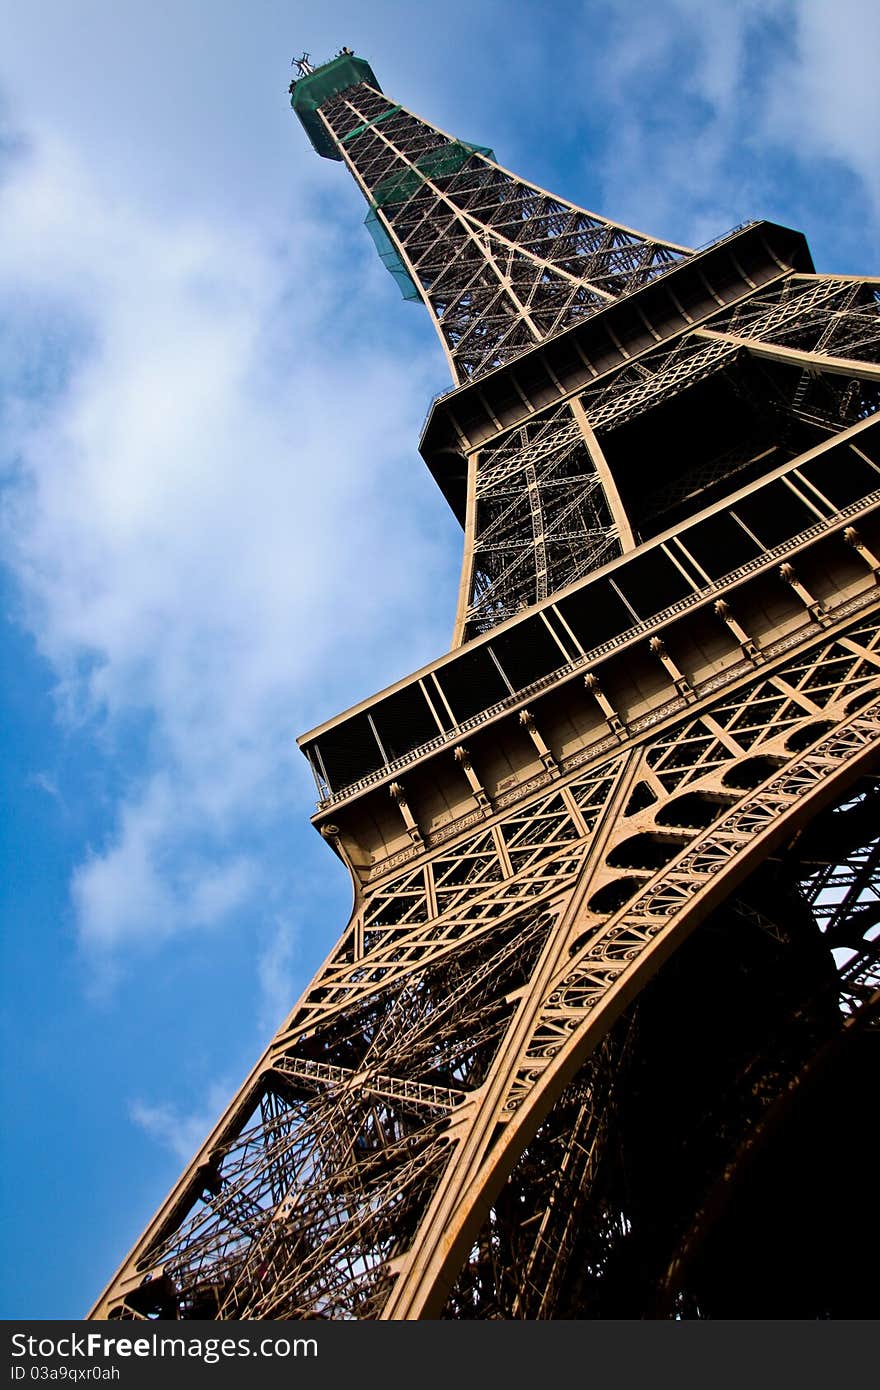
(3, 0), (873, 978)
(71, 774), (258, 950)
(257, 914), (300, 1034)
(767, 0), (880, 218)
(581, 0), (879, 249)
(27, 770), (62, 802)
(0, 126), (455, 961)
(130, 1079), (236, 1164)
(570, 0), (776, 241)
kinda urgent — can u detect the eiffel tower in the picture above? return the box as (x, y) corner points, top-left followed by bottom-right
(91, 51), (880, 1320)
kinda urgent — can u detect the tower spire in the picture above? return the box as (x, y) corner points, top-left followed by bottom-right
(292, 53), (691, 384)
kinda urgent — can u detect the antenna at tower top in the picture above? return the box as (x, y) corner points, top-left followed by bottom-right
(292, 45), (354, 79)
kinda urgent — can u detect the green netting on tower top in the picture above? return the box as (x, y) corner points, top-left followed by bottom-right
(364, 208), (421, 301)
(372, 140), (496, 206)
(291, 54), (382, 160)
(342, 105), (402, 143)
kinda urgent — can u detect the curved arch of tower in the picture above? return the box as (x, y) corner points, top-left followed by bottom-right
(90, 50), (880, 1321)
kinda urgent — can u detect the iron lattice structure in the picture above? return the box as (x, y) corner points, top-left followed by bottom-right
(91, 52), (880, 1320)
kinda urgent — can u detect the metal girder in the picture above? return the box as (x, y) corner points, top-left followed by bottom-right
(456, 276), (880, 640)
(317, 82), (689, 385)
(91, 598), (880, 1319)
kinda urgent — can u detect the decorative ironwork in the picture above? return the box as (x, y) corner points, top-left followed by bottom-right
(317, 82), (690, 384)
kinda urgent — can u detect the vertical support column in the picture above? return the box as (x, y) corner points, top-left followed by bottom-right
(779, 562), (830, 626)
(389, 782), (424, 846)
(584, 672), (625, 737)
(518, 708), (557, 772)
(714, 598), (763, 663)
(844, 526), (880, 574)
(569, 396), (635, 552)
(648, 636), (695, 701)
(452, 448), (482, 649)
(454, 745), (491, 812)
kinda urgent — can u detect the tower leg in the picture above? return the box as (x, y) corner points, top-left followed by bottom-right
(90, 609), (880, 1319)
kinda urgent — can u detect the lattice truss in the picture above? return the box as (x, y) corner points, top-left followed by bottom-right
(576, 275), (880, 442)
(445, 770), (880, 1319)
(444, 628), (880, 1318)
(316, 83), (689, 383)
(467, 401), (620, 633)
(109, 611), (880, 1320)
(461, 275), (880, 639)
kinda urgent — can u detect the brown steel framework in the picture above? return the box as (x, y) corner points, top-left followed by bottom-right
(90, 52), (880, 1320)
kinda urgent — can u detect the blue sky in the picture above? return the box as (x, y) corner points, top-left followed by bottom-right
(0, 0), (877, 1320)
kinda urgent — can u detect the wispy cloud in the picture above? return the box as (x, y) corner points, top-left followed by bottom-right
(1, 0), (874, 977)
(130, 1079), (236, 1165)
(71, 775), (258, 950)
(257, 914), (300, 1035)
(0, 127), (455, 963)
(765, 0), (880, 219)
(575, 0), (879, 254)
(26, 770), (62, 802)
